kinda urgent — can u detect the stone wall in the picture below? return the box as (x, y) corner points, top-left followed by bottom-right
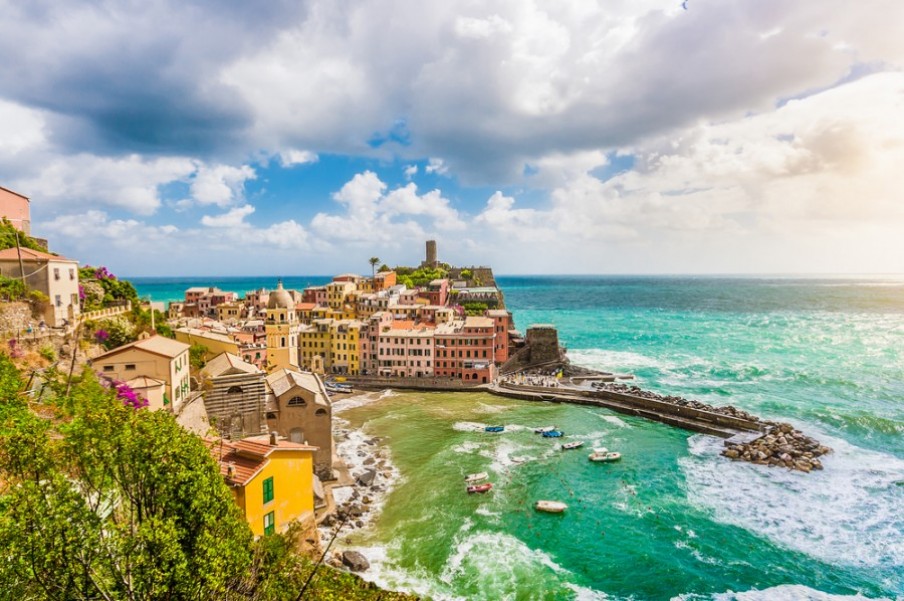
(0, 302), (34, 335)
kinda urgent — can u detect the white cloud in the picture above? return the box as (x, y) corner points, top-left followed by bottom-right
(200, 204), (256, 227)
(404, 164), (418, 179)
(190, 164), (257, 207)
(425, 158), (448, 175)
(279, 149), (319, 167)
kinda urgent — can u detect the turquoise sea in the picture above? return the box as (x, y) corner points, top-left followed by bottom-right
(132, 275), (904, 600)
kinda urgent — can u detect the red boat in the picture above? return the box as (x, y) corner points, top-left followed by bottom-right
(467, 482), (493, 494)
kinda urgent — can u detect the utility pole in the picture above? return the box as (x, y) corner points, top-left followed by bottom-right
(14, 229), (26, 290)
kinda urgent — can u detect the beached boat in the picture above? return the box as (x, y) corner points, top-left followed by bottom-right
(467, 482), (493, 494)
(485, 425), (505, 433)
(534, 426), (557, 433)
(541, 430), (564, 438)
(561, 441), (584, 450)
(535, 500), (567, 513)
(589, 447), (622, 462)
(464, 472), (488, 483)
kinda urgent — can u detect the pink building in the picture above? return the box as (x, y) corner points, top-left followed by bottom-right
(420, 278), (449, 306)
(486, 309), (513, 364)
(434, 317), (496, 383)
(0, 186), (31, 235)
(302, 286), (328, 306)
(377, 321), (435, 378)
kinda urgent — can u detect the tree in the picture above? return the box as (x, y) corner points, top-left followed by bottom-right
(0, 366), (254, 600)
(368, 257), (380, 281)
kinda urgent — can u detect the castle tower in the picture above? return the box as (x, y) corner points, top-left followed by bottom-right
(425, 240), (437, 267)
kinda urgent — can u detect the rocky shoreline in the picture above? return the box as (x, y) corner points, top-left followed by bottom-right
(592, 382), (832, 472)
(321, 393), (401, 573)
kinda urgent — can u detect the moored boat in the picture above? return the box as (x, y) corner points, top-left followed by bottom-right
(589, 447), (622, 462)
(535, 500), (567, 513)
(561, 441), (584, 450)
(485, 425), (505, 433)
(542, 430), (564, 438)
(467, 482), (493, 494)
(464, 472), (488, 483)
(534, 426), (557, 433)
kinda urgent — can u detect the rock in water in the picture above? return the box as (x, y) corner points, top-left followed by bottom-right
(357, 469), (376, 486)
(342, 550), (370, 572)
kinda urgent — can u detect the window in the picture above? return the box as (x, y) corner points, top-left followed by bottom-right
(227, 385), (243, 394)
(287, 396), (306, 407)
(316, 408), (328, 416)
(103, 365), (114, 372)
(69, 268), (75, 280)
(263, 477), (274, 504)
(55, 295), (62, 307)
(125, 364), (136, 371)
(263, 511), (275, 535)
(54, 268), (60, 280)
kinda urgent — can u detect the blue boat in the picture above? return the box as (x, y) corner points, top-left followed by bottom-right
(485, 425), (505, 433)
(542, 430), (564, 438)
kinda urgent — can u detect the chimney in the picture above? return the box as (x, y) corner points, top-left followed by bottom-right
(226, 462), (236, 479)
(269, 431), (278, 446)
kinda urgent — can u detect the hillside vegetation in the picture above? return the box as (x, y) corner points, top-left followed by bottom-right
(0, 356), (416, 600)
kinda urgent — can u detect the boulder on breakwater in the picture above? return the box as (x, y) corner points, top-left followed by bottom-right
(593, 382), (831, 473)
(721, 422), (831, 472)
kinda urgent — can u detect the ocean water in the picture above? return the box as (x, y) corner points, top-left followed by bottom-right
(133, 275), (904, 600)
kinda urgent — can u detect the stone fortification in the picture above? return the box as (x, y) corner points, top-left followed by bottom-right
(500, 324), (566, 374)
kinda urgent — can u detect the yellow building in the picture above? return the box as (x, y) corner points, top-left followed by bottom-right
(174, 327), (240, 361)
(216, 301), (244, 323)
(91, 335), (191, 411)
(266, 281), (300, 371)
(325, 280), (356, 310)
(330, 320), (362, 375)
(208, 433), (317, 537)
(298, 320), (332, 371)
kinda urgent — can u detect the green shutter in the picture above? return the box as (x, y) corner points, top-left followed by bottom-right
(264, 511), (275, 535)
(263, 477), (274, 504)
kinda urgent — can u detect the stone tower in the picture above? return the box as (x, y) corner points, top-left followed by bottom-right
(425, 240), (437, 267)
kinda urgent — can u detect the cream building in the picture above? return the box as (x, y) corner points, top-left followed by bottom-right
(0, 247), (80, 327)
(265, 281), (300, 371)
(91, 335), (191, 411)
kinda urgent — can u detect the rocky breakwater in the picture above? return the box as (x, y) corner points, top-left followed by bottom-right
(722, 423), (832, 473)
(594, 382), (832, 473)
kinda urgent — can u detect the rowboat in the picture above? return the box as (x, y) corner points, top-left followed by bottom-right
(541, 430), (564, 438)
(535, 500), (567, 513)
(464, 472), (488, 483)
(485, 425), (505, 433)
(467, 483), (493, 494)
(561, 441), (584, 450)
(589, 447), (622, 462)
(534, 426), (557, 433)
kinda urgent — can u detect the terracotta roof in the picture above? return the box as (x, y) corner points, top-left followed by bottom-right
(175, 327), (236, 345)
(125, 376), (165, 389)
(205, 435), (316, 486)
(93, 335), (189, 361)
(0, 247), (73, 262)
(202, 352), (261, 377)
(295, 302), (317, 310)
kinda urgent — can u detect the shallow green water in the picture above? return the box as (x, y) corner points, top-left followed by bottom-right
(331, 277), (904, 600)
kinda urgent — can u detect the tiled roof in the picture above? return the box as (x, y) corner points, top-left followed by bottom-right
(0, 247), (73, 262)
(205, 435), (316, 486)
(265, 369), (329, 407)
(93, 335), (189, 361)
(202, 352), (261, 378)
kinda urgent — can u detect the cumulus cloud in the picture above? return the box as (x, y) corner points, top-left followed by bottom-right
(190, 164), (256, 207)
(201, 204), (256, 227)
(279, 149), (319, 167)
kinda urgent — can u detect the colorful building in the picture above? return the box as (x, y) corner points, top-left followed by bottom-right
(208, 433), (317, 537)
(0, 186), (31, 235)
(265, 281), (300, 371)
(91, 335), (191, 410)
(0, 247), (80, 327)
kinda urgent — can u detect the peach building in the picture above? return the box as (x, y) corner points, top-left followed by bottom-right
(434, 316), (496, 383)
(377, 321), (435, 378)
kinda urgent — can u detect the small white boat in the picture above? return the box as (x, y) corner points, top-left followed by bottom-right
(464, 472), (488, 483)
(589, 447), (622, 462)
(535, 500), (568, 513)
(534, 426), (557, 434)
(561, 441), (584, 450)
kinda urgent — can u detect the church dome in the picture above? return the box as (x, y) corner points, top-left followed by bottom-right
(268, 281), (293, 309)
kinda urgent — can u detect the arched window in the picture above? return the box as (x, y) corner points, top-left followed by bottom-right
(227, 385), (243, 394)
(315, 408), (328, 416)
(287, 396), (306, 407)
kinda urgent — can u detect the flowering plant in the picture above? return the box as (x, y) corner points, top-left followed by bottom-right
(99, 376), (149, 409)
(94, 329), (109, 343)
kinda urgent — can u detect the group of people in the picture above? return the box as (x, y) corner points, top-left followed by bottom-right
(500, 372), (562, 388)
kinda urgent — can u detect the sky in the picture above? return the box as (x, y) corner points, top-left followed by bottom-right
(1, 0), (903, 277)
